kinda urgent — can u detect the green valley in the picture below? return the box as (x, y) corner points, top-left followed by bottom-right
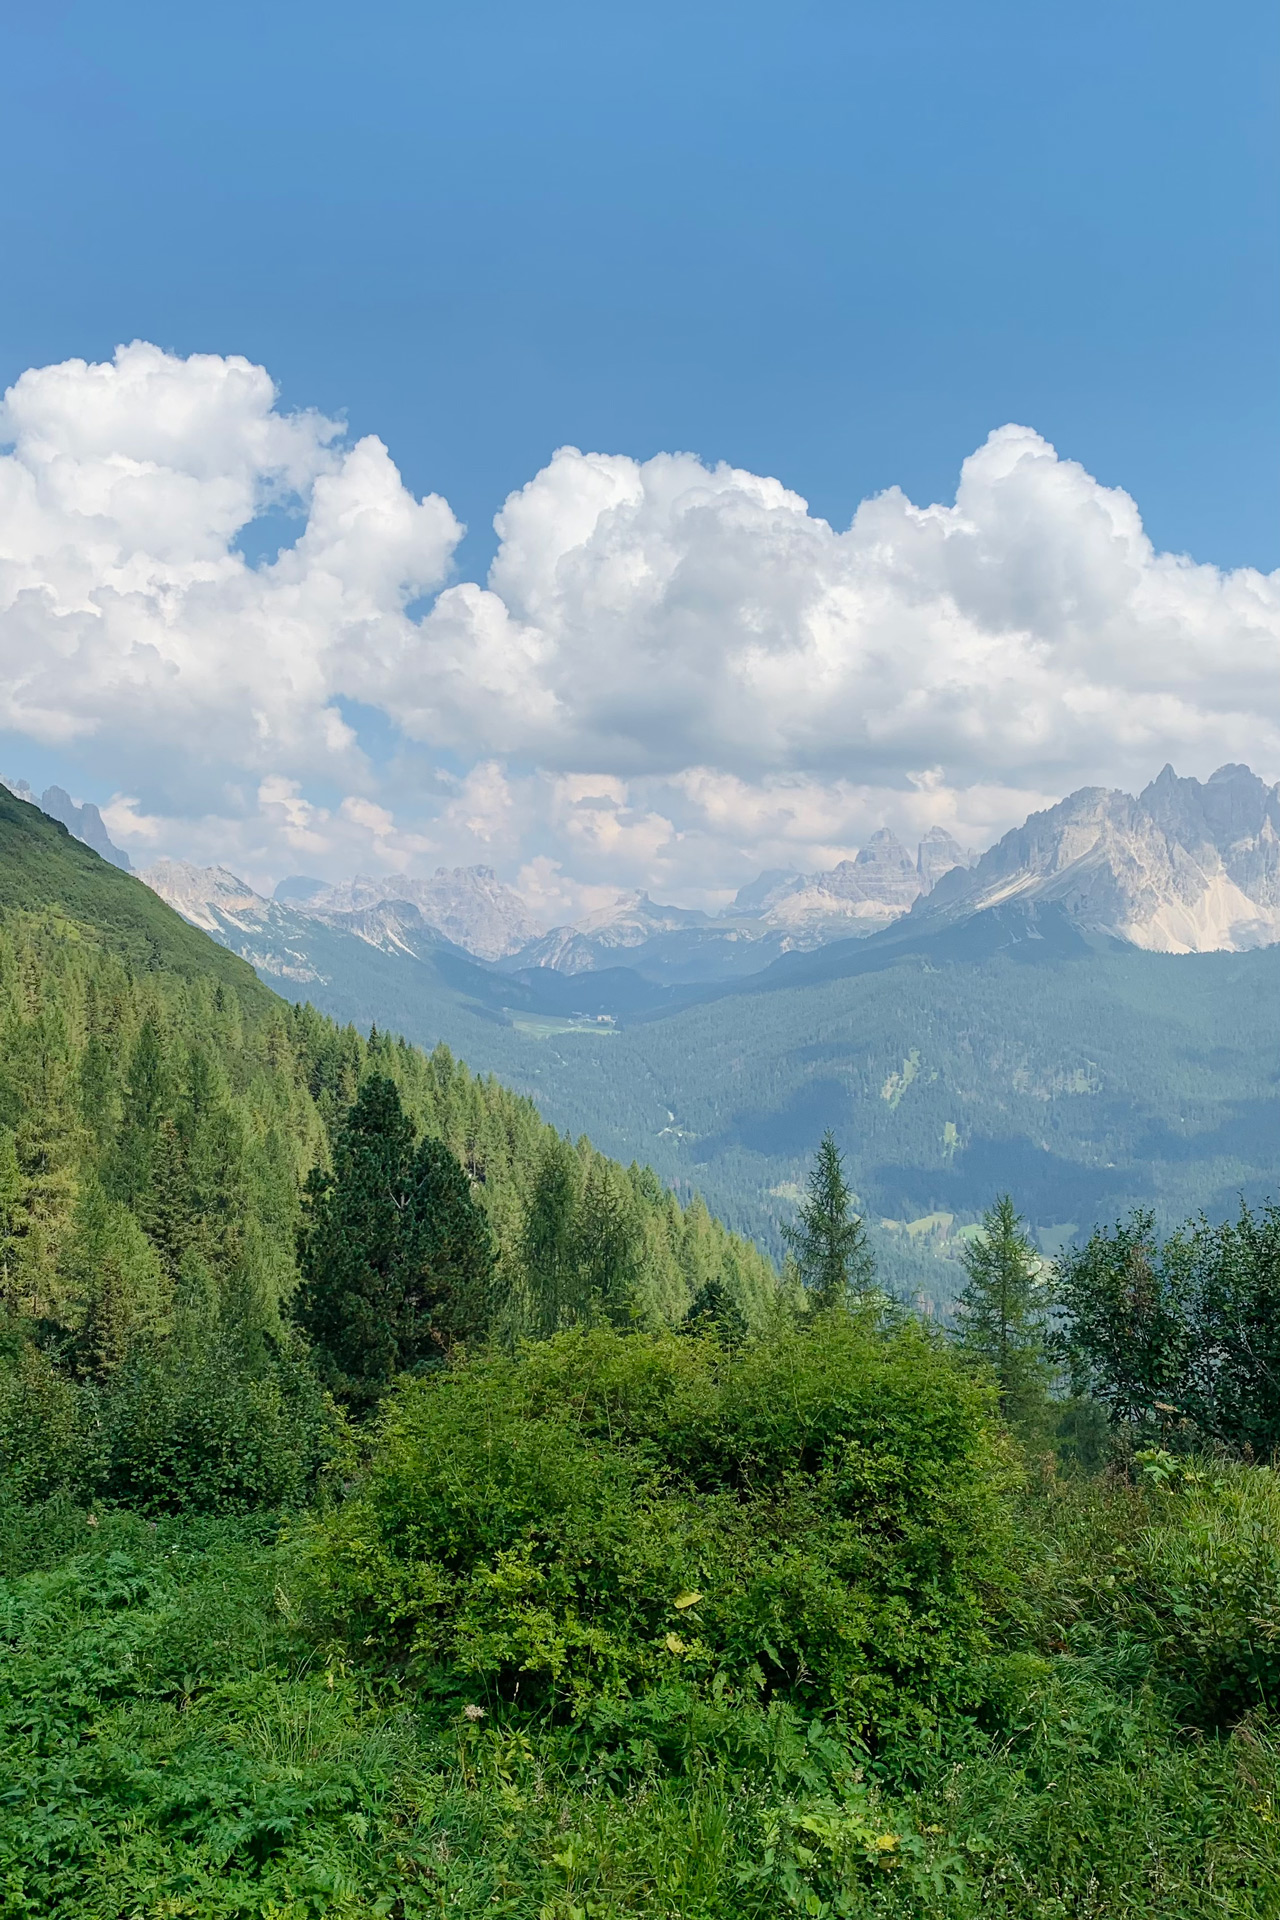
(222, 905), (1280, 1309)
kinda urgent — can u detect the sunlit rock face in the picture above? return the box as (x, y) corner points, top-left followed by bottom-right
(911, 764), (1280, 954)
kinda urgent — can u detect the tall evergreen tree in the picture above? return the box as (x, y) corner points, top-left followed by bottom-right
(294, 1076), (495, 1406)
(61, 1178), (171, 1376)
(107, 1018), (171, 1218)
(954, 1194), (1049, 1424)
(784, 1131), (873, 1308)
(0, 1126), (23, 1305)
(520, 1134), (581, 1336)
(574, 1158), (643, 1327)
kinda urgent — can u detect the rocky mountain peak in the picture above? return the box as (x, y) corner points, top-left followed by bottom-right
(140, 861), (268, 932)
(917, 825), (968, 888)
(908, 764), (1280, 953)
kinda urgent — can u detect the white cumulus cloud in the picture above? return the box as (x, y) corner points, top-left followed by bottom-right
(3, 342), (1279, 906)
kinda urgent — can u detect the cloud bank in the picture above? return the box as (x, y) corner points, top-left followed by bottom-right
(3, 342), (1279, 910)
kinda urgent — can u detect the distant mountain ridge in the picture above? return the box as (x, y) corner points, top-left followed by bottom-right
(738, 826), (970, 931)
(275, 866), (540, 960)
(903, 764), (1280, 954)
(37, 760), (1280, 984)
(506, 828), (973, 982)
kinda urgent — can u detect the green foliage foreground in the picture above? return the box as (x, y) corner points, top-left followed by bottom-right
(309, 1320), (1013, 1726)
(3, 1332), (1280, 1918)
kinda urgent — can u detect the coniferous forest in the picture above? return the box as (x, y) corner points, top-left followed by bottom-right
(5, 791), (1280, 1917)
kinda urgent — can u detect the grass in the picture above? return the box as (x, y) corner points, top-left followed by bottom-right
(3, 1472), (1280, 1918)
(508, 1015), (619, 1039)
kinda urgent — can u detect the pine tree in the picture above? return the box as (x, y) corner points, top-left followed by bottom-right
(0, 1126), (23, 1306)
(293, 1076), (495, 1406)
(108, 1019), (171, 1216)
(953, 1194), (1049, 1424)
(403, 1132), (497, 1340)
(783, 1131), (873, 1309)
(61, 1178), (171, 1376)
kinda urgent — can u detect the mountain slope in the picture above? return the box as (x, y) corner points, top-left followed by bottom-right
(140, 860), (685, 1034)
(0, 790), (270, 994)
(471, 930), (1280, 1305)
(1, 778), (133, 870)
(0, 809), (774, 1345)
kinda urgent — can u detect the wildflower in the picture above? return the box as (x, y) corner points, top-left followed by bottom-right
(463, 1703), (486, 1721)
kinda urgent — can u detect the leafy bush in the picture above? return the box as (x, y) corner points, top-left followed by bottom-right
(5, 1498), (1280, 1919)
(310, 1316), (1017, 1728)
(96, 1329), (342, 1514)
(1067, 1460), (1280, 1725)
(0, 1339), (100, 1502)
(0, 1327), (341, 1517)
(1057, 1202), (1280, 1450)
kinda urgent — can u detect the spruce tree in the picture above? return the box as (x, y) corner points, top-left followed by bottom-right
(520, 1134), (581, 1335)
(784, 1131), (873, 1308)
(574, 1158), (643, 1327)
(294, 1076), (495, 1406)
(61, 1178), (171, 1376)
(954, 1194), (1049, 1424)
(0, 1128), (21, 1303)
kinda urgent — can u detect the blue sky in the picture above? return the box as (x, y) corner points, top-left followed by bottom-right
(1, 0), (1278, 908)
(5, 0), (1276, 571)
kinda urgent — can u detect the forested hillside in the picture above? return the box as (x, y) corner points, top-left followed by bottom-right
(152, 811), (1280, 1309)
(0, 789), (776, 1510)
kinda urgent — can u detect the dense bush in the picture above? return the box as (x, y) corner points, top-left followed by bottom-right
(311, 1315), (1017, 1727)
(5, 1487), (1280, 1917)
(95, 1329), (342, 1514)
(1057, 1201), (1280, 1449)
(0, 1325), (341, 1515)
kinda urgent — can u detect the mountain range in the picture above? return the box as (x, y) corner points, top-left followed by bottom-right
(13, 761), (1280, 1306)
(904, 763), (1280, 954)
(244, 826), (973, 986)
(140, 763), (1280, 989)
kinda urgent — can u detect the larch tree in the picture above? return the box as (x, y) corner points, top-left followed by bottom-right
(954, 1194), (1050, 1425)
(784, 1130), (874, 1309)
(520, 1133), (581, 1336)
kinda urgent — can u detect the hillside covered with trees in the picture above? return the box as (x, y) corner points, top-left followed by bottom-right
(4, 791), (1280, 1916)
(0, 790), (776, 1508)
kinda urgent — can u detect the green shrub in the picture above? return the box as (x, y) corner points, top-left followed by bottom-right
(0, 1325), (342, 1518)
(97, 1330), (342, 1515)
(310, 1317), (1017, 1728)
(0, 1340), (100, 1502)
(1077, 1460), (1280, 1725)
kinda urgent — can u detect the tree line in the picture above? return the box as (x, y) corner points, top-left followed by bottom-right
(781, 1124), (1280, 1456)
